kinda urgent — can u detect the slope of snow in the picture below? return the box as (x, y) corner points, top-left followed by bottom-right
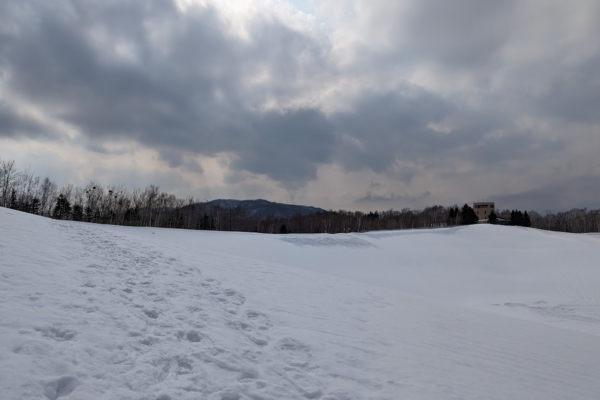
(1, 207), (600, 399)
(105, 223), (600, 336)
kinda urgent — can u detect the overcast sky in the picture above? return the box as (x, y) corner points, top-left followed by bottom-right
(1, 0), (599, 212)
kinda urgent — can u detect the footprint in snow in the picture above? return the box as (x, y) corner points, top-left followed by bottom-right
(202, 279), (246, 313)
(174, 355), (195, 374)
(139, 336), (160, 346)
(245, 310), (272, 331)
(224, 310), (273, 347)
(43, 376), (80, 400)
(179, 330), (204, 343)
(144, 309), (160, 319)
(221, 289), (246, 306)
(278, 337), (312, 368)
(35, 326), (77, 342)
(212, 389), (243, 400)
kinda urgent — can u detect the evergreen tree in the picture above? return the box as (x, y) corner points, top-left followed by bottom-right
(72, 204), (84, 221)
(84, 206), (94, 222)
(509, 209), (531, 227)
(196, 213), (214, 230)
(124, 207), (140, 226)
(517, 210), (524, 225)
(169, 208), (184, 228)
(367, 211), (380, 221)
(279, 224), (288, 234)
(52, 194), (72, 220)
(523, 211), (531, 227)
(9, 189), (18, 210)
(448, 206), (460, 225)
(460, 204), (479, 225)
(30, 198), (40, 215)
(488, 210), (498, 224)
(511, 210), (524, 226)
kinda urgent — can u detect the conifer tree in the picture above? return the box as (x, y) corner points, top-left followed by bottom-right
(460, 204), (478, 225)
(52, 194), (72, 220)
(448, 206), (460, 226)
(72, 204), (84, 221)
(523, 211), (531, 227)
(9, 189), (18, 210)
(30, 198), (40, 215)
(489, 210), (498, 224)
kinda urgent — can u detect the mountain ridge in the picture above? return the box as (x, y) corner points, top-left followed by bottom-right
(200, 198), (326, 219)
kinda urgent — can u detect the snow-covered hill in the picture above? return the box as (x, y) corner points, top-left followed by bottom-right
(1, 207), (600, 399)
(108, 222), (600, 335)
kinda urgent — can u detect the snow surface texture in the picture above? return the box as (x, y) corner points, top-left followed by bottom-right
(1, 207), (600, 399)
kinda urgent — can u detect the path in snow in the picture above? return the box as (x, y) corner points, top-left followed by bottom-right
(1, 213), (330, 399)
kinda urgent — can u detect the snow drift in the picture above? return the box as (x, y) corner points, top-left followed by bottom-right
(1, 207), (600, 399)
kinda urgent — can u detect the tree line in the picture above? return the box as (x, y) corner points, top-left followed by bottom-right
(1, 156), (599, 234)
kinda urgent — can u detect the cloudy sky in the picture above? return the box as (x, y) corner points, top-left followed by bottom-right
(1, 0), (599, 212)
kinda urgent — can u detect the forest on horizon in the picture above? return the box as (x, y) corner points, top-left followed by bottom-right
(1, 156), (599, 235)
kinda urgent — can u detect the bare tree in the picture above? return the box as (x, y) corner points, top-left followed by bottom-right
(0, 158), (18, 207)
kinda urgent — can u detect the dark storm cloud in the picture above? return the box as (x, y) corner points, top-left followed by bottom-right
(331, 87), (562, 176)
(0, 0), (333, 184)
(332, 86), (455, 173)
(233, 108), (335, 186)
(0, 103), (45, 139)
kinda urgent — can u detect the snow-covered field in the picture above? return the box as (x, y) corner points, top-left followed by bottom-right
(1, 207), (600, 399)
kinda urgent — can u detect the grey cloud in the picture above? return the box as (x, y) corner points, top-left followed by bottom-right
(0, 0), (333, 183)
(348, 0), (517, 75)
(331, 84), (568, 184)
(466, 131), (566, 166)
(536, 55), (600, 124)
(402, 0), (516, 69)
(333, 86), (455, 173)
(331, 87), (544, 177)
(233, 108), (335, 186)
(1, 0), (599, 212)
(492, 175), (600, 212)
(351, 0), (600, 127)
(0, 103), (45, 139)
(356, 190), (432, 204)
(3, 0), (245, 147)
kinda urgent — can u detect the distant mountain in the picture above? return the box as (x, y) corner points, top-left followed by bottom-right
(201, 199), (325, 219)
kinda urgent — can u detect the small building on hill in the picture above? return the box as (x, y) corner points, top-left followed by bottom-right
(473, 202), (495, 220)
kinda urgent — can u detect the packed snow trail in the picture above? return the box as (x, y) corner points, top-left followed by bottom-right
(1, 211), (331, 399)
(2, 207), (600, 399)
